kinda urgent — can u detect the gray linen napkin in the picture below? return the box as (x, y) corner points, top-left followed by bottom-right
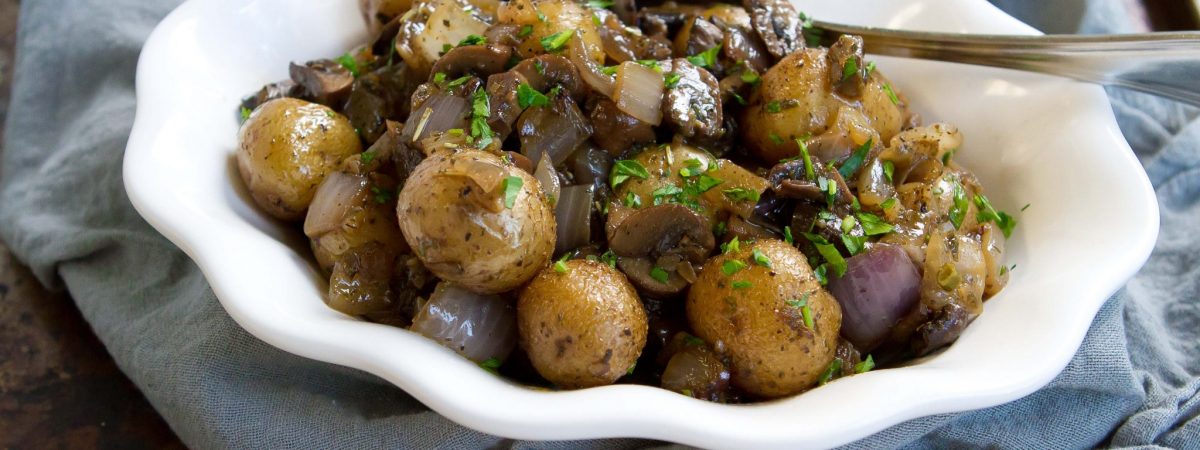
(1, 0), (1196, 448)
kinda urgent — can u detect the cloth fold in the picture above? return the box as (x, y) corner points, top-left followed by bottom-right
(1, 0), (1197, 448)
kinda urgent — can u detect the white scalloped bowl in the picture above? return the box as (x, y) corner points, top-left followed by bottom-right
(124, 0), (1158, 447)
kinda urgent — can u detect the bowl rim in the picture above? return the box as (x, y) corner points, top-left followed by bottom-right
(123, 0), (1160, 447)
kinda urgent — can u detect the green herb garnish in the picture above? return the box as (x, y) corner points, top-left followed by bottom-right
(751, 248), (772, 268)
(359, 151), (376, 165)
(540, 31), (572, 52)
(882, 160), (895, 183)
(722, 259), (748, 276)
(768, 133), (785, 145)
(553, 253), (570, 273)
(240, 106), (252, 121)
(517, 83), (550, 109)
(838, 138), (872, 179)
(501, 176), (522, 209)
(949, 181), (968, 229)
(882, 83), (900, 105)
(624, 191), (642, 208)
(803, 233), (847, 278)
(650, 266), (670, 283)
(586, 0), (613, 8)
(457, 34), (486, 47)
(610, 159), (649, 188)
(479, 358), (502, 374)
(841, 58), (859, 81)
(446, 75), (471, 89)
(721, 237), (740, 254)
(740, 70), (760, 85)
(687, 44), (721, 68)
(335, 53), (360, 77)
(664, 72), (681, 88)
(881, 197), (897, 210)
(796, 138), (815, 180)
(600, 249), (617, 268)
(783, 225), (794, 245)
(974, 194), (1018, 238)
(818, 358), (843, 385)
(518, 24), (533, 38)
(723, 187), (760, 203)
(766, 100), (782, 113)
(856, 212), (894, 236)
(854, 355), (875, 373)
(732, 280), (752, 290)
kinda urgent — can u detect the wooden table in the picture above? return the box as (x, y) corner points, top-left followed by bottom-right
(0, 1), (1194, 449)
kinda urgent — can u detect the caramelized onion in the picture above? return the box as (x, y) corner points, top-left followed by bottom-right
(534, 153), (561, 206)
(554, 184), (594, 255)
(304, 172), (367, 237)
(400, 91), (471, 145)
(517, 97), (593, 166)
(570, 33), (615, 98)
(410, 282), (517, 363)
(613, 61), (664, 125)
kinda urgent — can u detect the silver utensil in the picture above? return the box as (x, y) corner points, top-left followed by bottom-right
(814, 21), (1200, 107)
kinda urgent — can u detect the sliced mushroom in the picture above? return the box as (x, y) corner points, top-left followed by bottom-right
(827, 34), (865, 98)
(673, 16), (724, 65)
(599, 12), (672, 63)
(516, 95), (593, 166)
(289, 59), (355, 106)
(240, 80), (301, 114)
(345, 62), (417, 143)
(430, 44), (514, 80)
(767, 157), (854, 208)
(510, 54), (587, 102)
(367, 120), (425, 187)
(913, 302), (976, 356)
(484, 23), (523, 47)
(722, 28), (771, 75)
(608, 204), (716, 297)
(744, 0), (805, 61)
(663, 59), (723, 140)
(485, 71), (524, 140)
(587, 97), (657, 157)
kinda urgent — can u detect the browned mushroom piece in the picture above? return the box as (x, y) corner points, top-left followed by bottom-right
(674, 16), (724, 64)
(484, 23), (523, 47)
(612, 0), (639, 25)
(913, 302), (977, 356)
(767, 157), (854, 207)
(370, 16), (403, 57)
(722, 27), (771, 75)
(587, 97), (657, 157)
(827, 34), (866, 98)
(485, 71), (525, 141)
(239, 80), (301, 115)
(289, 59), (356, 106)
(510, 54), (588, 102)
(663, 59), (724, 140)
(429, 44), (514, 80)
(607, 204), (716, 297)
(598, 12), (672, 63)
(365, 120), (426, 187)
(744, 0), (805, 61)
(345, 62), (417, 143)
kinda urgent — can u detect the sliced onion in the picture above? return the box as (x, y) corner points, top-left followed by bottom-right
(304, 172), (367, 238)
(660, 343), (731, 401)
(613, 61), (664, 126)
(570, 33), (615, 98)
(410, 282), (517, 363)
(444, 156), (510, 194)
(400, 91), (471, 145)
(517, 97), (593, 166)
(570, 143), (613, 191)
(533, 152), (561, 206)
(827, 243), (922, 352)
(554, 184), (594, 255)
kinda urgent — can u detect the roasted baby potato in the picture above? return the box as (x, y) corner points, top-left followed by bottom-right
(237, 98), (363, 220)
(518, 259), (648, 388)
(396, 149), (555, 294)
(687, 239), (842, 397)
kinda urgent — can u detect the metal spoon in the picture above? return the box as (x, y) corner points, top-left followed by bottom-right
(813, 21), (1200, 107)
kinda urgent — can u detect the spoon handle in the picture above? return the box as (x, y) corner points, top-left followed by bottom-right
(814, 21), (1200, 107)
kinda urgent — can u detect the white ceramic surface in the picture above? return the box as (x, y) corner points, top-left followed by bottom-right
(124, 0), (1160, 447)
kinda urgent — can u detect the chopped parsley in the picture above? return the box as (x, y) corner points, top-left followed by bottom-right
(586, 0), (613, 8)
(501, 176), (522, 209)
(359, 151), (376, 165)
(730, 91), (747, 106)
(882, 83), (900, 105)
(949, 181), (968, 229)
(370, 186), (394, 204)
(942, 147), (957, 165)
(882, 160), (895, 183)
(797, 11), (823, 47)
(838, 138), (873, 179)
(479, 357), (502, 374)
(683, 334), (705, 346)
(751, 248), (772, 268)
(721, 237), (741, 254)
(817, 176), (837, 210)
(841, 233), (866, 256)
(814, 264), (829, 285)
(687, 44), (721, 68)
(335, 53), (360, 77)
(974, 194), (1018, 238)
(469, 88), (494, 148)
(731, 280), (752, 290)
(854, 355), (875, 373)
(768, 133), (785, 145)
(626, 362), (637, 375)
(240, 106), (252, 121)
(433, 72), (447, 84)
(446, 75), (471, 89)
(679, 158), (708, 177)
(664, 72), (681, 88)
(600, 249), (618, 268)
(881, 197), (898, 210)
(787, 296), (813, 329)
(722, 259), (748, 276)
(818, 358), (843, 385)
(856, 212), (894, 236)
(540, 31), (572, 52)
(796, 137), (815, 180)
(650, 266), (671, 283)
(865, 61), (877, 75)
(601, 65), (619, 76)
(517, 83), (550, 109)
(696, 175), (723, 192)
(636, 59), (663, 72)
(651, 185), (684, 205)
(610, 159), (649, 188)
(624, 191), (642, 208)
(536, 9), (547, 22)
(723, 187), (760, 203)
(518, 24), (533, 38)
(740, 69), (760, 85)
(783, 225), (794, 245)
(803, 233), (847, 278)
(841, 58), (859, 81)
(714, 221), (728, 237)
(553, 253), (570, 274)
(457, 34), (487, 47)
(766, 101), (782, 113)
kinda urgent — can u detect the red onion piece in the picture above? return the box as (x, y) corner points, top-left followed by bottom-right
(827, 243), (922, 351)
(304, 172), (367, 237)
(554, 184), (594, 255)
(533, 152), (561, 206)
(517, 97), (593, 166)
(400, 91), (471, 146)
(410, 282), (517, 363)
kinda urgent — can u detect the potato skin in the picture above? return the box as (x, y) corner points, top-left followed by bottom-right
(396, 149), (555, 294)
(237, 98), (362, 220)
(740, 48), (905, 164)
(687, 239), (841, 398)
(614, 145), (767, 227)
(518, 260), (648, 388)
